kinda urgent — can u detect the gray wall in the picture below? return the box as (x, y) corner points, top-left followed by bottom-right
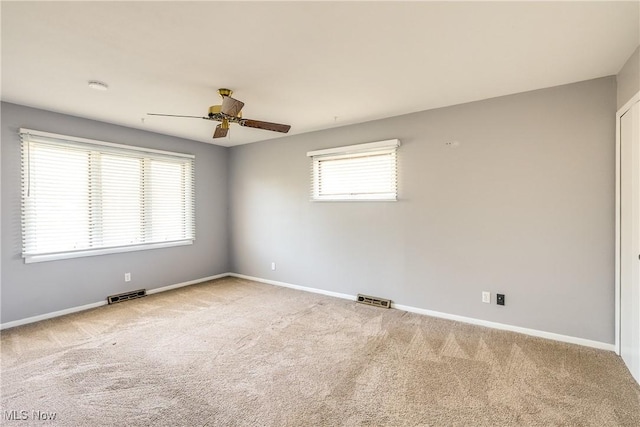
(229, 77), (617, 344)
(0, 76), (620, 343)
(1, 102), (230, 323)
(617, 45), (639, 109)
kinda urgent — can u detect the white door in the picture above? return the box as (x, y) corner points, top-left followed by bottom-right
(620, 98), (640, 383)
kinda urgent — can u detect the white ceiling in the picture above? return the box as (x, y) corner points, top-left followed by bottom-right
(2, 1), (639, 147)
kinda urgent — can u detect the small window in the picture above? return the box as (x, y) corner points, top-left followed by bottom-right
(20, 129), (195, 263)
(307, 139), (400, 201)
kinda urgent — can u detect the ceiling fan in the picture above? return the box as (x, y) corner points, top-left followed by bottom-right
(148, 88), (291, 139)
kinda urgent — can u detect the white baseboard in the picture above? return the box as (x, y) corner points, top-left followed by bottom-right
(231, 273), (615, 352)
(146, 273), (230, 295)
(229, 273), (354, 301)
(2, 272), (616, 352)
(393, 303), (615, 352)
(0, 273), (231, 330)
(0, 300), (108, 331)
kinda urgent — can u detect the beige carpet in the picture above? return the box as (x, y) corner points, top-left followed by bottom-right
(1, 277), (639, 426)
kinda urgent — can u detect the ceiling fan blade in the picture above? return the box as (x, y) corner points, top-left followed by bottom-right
(213, 123), (229, 139)
(221, 96), (245, 116)
(147, 113), (207, 119)
(240, 119), (291, 133)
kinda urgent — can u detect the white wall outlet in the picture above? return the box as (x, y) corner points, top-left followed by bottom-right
(271, 262), (276, 271)
(482, 291), (490, 304)
(125, 273), (131, 282)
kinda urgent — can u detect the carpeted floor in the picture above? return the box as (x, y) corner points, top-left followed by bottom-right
(1, 277), (639, 426)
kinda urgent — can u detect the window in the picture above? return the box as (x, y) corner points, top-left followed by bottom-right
(307, 139), (400, 201)
(20, 129), (195, 263)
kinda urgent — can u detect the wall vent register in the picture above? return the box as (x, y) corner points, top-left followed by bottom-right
(357, 294), (391, 309)
(107, 289), (147, 304)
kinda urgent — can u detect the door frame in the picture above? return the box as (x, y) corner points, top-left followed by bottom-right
(615, 91), (640, 356)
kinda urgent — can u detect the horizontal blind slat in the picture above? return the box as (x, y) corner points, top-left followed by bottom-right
(310, 142), (398, 201)
(21, 132), (195, 259)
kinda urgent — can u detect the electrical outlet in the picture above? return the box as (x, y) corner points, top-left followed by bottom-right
(482, 291), (490, 304)
(271, 262), (276, 271)
(497, 293), (505, 306)
(124, 273), (131, 282)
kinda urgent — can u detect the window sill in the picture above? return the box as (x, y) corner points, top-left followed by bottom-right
(23, 240), (194, 264)
(310, 198), (398, 202)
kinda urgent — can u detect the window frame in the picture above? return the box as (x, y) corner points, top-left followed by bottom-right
(307, 139), (400, 202)
(20, 128), (195, 264)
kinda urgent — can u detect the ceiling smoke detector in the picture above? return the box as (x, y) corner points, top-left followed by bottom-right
(88, 80), (109, 91)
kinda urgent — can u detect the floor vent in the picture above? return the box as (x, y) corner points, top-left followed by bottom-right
(356, 294), (391, 309)
(107, 289), (147, 304)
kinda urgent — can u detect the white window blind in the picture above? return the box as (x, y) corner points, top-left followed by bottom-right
(307, 139), (400, 201)
(20, 129), (195, 263)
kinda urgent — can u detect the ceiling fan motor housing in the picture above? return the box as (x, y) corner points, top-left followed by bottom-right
(208, 105), (242, 118)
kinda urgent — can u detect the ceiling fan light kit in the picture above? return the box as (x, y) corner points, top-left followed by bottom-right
(148, 88), (291, 139)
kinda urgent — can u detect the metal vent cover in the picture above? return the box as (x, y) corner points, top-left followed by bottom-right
(356, 294), (391, 309)
(107, 289), (147, 304)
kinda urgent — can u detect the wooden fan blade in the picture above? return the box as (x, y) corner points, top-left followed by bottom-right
(213, 124), (228, 139)
(221, 96), (245, 116)
(147, 113), (207, 119)
(240, 119), (291, 133)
